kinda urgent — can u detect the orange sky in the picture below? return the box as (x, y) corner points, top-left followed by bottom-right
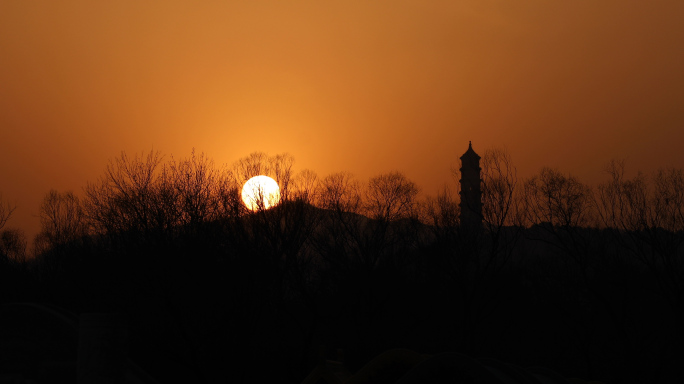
(1, 0), (683, 241)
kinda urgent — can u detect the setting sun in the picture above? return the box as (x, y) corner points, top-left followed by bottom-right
(241, 175), (281, 211)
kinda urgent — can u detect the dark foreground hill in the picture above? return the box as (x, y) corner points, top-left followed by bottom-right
(2, 204), (683, 383)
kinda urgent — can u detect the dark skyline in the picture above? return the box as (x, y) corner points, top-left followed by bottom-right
(2, 143), (682, 383)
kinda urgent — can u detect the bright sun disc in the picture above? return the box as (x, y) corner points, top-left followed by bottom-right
(241, 175), (281, 211)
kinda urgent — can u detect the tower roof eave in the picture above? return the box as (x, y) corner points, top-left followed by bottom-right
(460, 141), (481, 160)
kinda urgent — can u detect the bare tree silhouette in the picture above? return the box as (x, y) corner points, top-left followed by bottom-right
(167, 149), (234, 227)
(269, 153), (295, 202)
(523, 167), (594, 229)
(422, 185), (460, 230)
(0, 193), (16, 232)
(476, 148), (524, 273)
(311, 171), (364, 272)
(291, 169), (319, 203)
(521, 167), (596, 284)
(364, 171), (419, 222)
(481, 148), (522, 231)
(35, 190), (88, 253)
(596, 160), (684, 326)
(0, 228), (27, 264)
(317, 171), (421, 272)
(363, 171), (423, 273)
(317, 172), (363, 214)
(84, 151), (165, 236)
(0, 193), (26, 264)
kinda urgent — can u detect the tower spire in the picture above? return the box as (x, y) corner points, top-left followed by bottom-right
(459, 142), (482, 230)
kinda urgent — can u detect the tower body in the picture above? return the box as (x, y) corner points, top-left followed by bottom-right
(459, 142), (482, 229)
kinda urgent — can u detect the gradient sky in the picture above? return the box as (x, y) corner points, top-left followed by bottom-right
(1, 0), (683, 241)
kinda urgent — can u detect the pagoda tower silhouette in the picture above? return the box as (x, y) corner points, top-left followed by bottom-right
(459, 141), (483, 229)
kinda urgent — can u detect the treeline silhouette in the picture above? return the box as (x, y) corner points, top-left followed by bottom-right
(1, 149), (683, 383)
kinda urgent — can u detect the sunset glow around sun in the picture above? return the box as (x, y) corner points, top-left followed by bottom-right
(241, 175), (281, 211)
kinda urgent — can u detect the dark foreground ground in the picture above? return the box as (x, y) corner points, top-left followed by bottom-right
(1, 219), (683, 383)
